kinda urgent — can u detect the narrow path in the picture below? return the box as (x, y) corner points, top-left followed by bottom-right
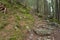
(25, 10), (60, 40)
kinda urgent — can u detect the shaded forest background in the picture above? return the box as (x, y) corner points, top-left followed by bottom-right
(7, 0), (60, 23)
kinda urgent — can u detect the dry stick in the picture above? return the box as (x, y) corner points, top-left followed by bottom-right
(4, 8), (7, 14)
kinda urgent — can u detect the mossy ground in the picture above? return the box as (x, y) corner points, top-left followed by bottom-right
(0, 0), (34, 40)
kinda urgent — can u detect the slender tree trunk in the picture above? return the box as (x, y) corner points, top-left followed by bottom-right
(44, 0), (49, 19)
(55, 0), (60, 21)
(58, 0), (60, 21)
(36, 0), (39, 13)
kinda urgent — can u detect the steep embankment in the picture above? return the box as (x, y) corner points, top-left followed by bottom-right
(0, 0), (34, 40)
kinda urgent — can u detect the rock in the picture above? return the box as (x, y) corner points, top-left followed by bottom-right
(47, 39), (51, 40)
(48, 22), (59, 29)
(47, 15), (53, 19)
(47, 36), (51, 38)
(26, 26), (31, 32)
(43, 20), (50, 23)
(29, 34), (33, 40)
(26, 26), (30, 29)
(37, 37), (41, 40)
(20, 16), (22, 19)
(33, 28), (52, 36)
(48, 22), (58, 26)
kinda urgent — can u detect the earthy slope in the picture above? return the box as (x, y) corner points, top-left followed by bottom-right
(0, 0), (34, 40)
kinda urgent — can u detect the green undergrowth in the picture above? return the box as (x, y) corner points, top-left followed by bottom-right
(49, 18), (60, 24)
(0, 0), (34, 40)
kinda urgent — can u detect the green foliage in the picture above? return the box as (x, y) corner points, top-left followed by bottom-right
(0, 0), (34, 40)
(0, 13), (9, 30)
(15, 15), (21, 20)
(19, 7), (29, 14)
(0, 21), (8, 29)
(9, 37), (16, 40)
(49, 18), (60, 24)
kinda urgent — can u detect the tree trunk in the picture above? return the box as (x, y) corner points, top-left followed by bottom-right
(55, 0), (60, 21)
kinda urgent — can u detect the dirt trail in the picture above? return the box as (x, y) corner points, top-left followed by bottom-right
(25, 11), (60, 40)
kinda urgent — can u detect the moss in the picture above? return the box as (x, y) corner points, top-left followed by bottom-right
(9, 37), (16, 40)
(16, 15), (21, 20)
(0, 0), (34, 40)
(0, 21), (9, 30)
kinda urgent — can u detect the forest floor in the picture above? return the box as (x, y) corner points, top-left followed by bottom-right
(0, 0), (60, 40)
(0, 1), (34, 40)
(25, 11), (60, 40)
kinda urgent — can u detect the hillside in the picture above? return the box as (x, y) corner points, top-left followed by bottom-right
(0, 0), (60, 40)
(0, 0), (34, 40)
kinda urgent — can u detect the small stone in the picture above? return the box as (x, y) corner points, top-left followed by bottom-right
(30, 33), (33, 37)
(26, 26), (30, 29)
(47, 36), (51, 38)
(49, 22), (58, 27)
(47, 39), (51, 40)
(37, 37), (41, 40)
(15, 26), (18, 29)
(20, 16), (22, 19)
(46, 20), (50, 22)
(29, 34), (33, 40)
